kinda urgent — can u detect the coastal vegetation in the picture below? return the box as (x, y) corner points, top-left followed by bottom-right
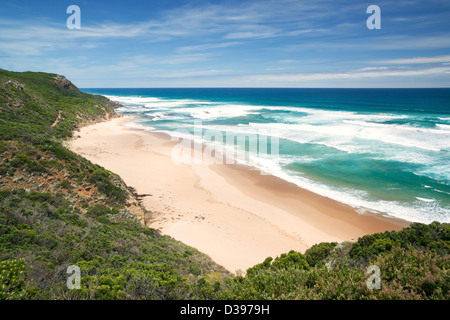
(0, 69), (448, 300)
(0, 69), (230, 299)
(217, 222), (449, 300)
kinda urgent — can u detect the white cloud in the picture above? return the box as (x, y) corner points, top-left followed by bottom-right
(278, 59), (299, 64)
(178, 42), (241, 52)
(159, 53), (210, 65)
(280, 35), (450, 53)
(285, 29), (317, 36)
(150, 69), (231, 78)
(224, 31), (276, 39)
(376, 55), (450, 65)
(243, 67), (450, 82)
(357, 67), (388, 71)
(2, 0), (450, 88)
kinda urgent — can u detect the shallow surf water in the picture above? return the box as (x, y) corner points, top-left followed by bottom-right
(82, 88), (450, 223)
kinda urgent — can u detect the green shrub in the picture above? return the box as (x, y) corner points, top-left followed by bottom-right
(271, 250), (309, 271)
(89, 169), (127, 203)
(349, 222), (449, 263)
(59, 180), (72, 190)
(0, 259), (27, 300)
(9, 154), (31, 168)
(246, 251), (309, 277)
(86, 204), (116, 218)
(366, 247), (449, 299)
(305, 242), (338, 267)
(49, 145), (75, 161)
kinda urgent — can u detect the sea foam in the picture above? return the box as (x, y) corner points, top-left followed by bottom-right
(97, 90), (450, 224)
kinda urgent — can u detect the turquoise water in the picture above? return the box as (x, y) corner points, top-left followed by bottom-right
(82, 88), (450, 223)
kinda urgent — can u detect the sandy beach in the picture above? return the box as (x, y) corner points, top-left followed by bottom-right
(67, 116), (410, 274)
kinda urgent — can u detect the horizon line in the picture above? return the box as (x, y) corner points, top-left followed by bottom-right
(80, 87), (450, 90)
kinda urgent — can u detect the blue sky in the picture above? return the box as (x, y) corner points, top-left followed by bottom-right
(1, 0), (450, 87)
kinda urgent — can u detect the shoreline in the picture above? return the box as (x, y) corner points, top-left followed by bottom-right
(67, 115), (410, 274)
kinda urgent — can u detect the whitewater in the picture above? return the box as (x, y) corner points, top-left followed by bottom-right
(82, 88), (450, 224)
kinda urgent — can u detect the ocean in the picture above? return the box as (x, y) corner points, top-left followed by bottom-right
(82, 88), (450, 224)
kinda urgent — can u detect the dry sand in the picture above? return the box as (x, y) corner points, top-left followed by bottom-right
(67, 116), (410, 274)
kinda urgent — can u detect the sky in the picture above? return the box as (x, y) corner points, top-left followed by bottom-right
(0, 0), (450, 88)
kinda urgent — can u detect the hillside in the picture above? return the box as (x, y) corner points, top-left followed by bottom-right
(0, 69), (448, 301)
(0, 69), (231, 299)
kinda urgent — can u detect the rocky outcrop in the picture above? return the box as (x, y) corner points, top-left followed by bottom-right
(4, 80), (25, 91)
(108, 100), (123, 109)
(53, 75), (78, 91)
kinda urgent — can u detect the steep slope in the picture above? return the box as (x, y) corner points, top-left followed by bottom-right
(0, 69), (230, 300)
